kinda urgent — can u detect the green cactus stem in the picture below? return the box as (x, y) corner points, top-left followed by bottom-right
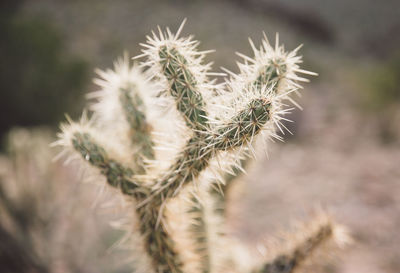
(159, 46), (209, 131)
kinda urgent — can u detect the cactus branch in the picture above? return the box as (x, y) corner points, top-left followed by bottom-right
(119, 84), (155, 172)
(158, 46), (209, 131)
(70, 129), (183, 273)
(90, 54), (155, 173)
(252, 215), (350, 273)
(152, 96), (273, 201)
(71, 131), (149, 198)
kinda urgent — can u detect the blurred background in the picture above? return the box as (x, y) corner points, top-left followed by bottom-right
(0, 0), (399, 272)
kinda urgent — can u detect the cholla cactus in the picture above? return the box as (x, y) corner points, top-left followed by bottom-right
(55, 20), (349, 273)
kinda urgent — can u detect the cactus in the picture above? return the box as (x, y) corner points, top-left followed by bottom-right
(55, 20), (349, 273)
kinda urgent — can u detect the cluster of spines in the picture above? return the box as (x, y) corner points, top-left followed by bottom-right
(55, 21), (346, 273)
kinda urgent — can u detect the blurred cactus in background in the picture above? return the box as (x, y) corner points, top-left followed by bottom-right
(0, 128), (132, 273)
(55, 21), (349, 273)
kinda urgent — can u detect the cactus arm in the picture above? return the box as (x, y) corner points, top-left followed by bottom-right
(155, 97), (272, 200)
(213, 37), (315, 215)
(251, 216), (349, 273)
(119, 85), (155, 173)
(90, 55), (155, 173)
(70, 130), (183, 273)
(71, 132), (148, 198)
(158, 46), (209, 131)
(119, 85), (154, 159)
(212, 98), (271, 150)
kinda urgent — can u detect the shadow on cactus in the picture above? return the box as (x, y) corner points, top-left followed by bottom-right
(54, 20), (350, 273)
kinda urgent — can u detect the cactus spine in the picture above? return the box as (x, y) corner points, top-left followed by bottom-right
(55, 21), (348, 273)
